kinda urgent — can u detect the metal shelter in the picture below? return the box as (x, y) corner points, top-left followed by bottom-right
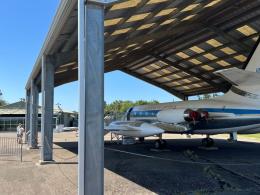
(25, 0), (260, 194)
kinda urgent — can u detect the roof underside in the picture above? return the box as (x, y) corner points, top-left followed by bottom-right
(30, 0), (260, 99)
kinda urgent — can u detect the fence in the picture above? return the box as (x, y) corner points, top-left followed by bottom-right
(0, 137), (23, 162)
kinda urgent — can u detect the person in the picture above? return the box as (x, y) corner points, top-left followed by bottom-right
(16, 124), (24, 144)
(16, 124), (22, 142)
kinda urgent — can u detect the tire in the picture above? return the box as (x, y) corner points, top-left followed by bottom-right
(139, 137), (145, 143)
(154, 140), (161, 149)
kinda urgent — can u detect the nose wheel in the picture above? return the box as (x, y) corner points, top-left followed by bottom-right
(201, 136), (214, 147)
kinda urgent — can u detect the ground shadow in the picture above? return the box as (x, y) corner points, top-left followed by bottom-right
(55, 139), (260, 194)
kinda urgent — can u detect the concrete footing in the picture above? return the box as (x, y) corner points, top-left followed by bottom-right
(36, 160), (55, 166)
(27, 146), (39, 150)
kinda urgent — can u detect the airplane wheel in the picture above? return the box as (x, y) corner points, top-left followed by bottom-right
(139, 137), (145, 143)
(154, 140), (161, 149)
(202, 138), (214, 147)
(154, 140), (166, 149)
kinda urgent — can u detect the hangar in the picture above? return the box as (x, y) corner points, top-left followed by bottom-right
(25, 0), (260, 194)
(0, 100), (77, 132)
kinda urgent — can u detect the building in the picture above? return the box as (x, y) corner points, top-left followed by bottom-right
(0, 100), (77, 131)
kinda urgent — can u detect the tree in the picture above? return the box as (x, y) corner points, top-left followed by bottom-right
(0, 99), (6, 107)
(0, 91), (7, 107)
(197, 93), (220, 100)
(104, 100), (159, 115)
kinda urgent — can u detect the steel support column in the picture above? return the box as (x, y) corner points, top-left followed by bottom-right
(78, 1), (104, 194)
(29, 79), (39, 149)
(25, 90), (31, 143)
(40, 55), (55, 162)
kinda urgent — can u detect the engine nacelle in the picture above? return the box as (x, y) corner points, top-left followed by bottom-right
(157, 109), (209, 124)
(184, 109), (200, 122)
(157, 109), (187, 124)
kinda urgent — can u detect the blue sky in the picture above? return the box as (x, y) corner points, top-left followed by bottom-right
(0, 1), (177, 111)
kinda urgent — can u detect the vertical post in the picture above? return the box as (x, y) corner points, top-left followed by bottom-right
(25, 90), (31, 143)
(229, 132), (238, 142)
(29, 79), (39, 149)
(20, 142), (23, 162)
(78, 1), (104, 195)
(41, 55), (55, 162)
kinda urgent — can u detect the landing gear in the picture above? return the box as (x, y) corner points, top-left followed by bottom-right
(138, 137), (145, 143)
(154, 139), (167, 149)
(201, 136), (214, 147)
(228, 132), (237, 142)
(154, 134), (167, 149)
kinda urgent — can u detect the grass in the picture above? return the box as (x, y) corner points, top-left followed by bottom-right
(239, 133), (260, 141)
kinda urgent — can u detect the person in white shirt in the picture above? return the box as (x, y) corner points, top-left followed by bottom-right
(16, 124), (24, 144)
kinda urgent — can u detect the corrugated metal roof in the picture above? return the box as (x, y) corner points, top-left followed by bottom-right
(26, 0), (260, 99)
(0, 101), (75, 115)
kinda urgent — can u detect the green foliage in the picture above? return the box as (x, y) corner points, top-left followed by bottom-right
(240, 133), (260, 141)
(197, 93), (219, 100)
(105, 100), (159, 115)
(0, 97), (7, 107)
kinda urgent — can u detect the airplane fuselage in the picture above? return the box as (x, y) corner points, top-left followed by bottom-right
(128, 97), (260, 135)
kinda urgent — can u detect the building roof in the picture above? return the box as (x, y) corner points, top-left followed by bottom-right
(0, 101), (27, 115)
(26, 0), (260, 99)
(0, 101), (26, 110)
(0, 101), (76, 115)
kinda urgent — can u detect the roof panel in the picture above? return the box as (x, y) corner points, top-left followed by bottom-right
(26, 0), (260, 100)
(103, 0), (260, 99)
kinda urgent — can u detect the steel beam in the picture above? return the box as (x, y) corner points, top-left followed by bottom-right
(29, 79), (39, 149)
(40, 55), (55, 162)
(54, 50), (78, 69)
(122, 69), (186, 100)
(25, 90), (31, 143)
(78, 1), (104, 195)
(152, 54), (230, 92)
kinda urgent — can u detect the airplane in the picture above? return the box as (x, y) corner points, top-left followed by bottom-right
(105, 44), (260, 149)
(62, 127), (79, 132)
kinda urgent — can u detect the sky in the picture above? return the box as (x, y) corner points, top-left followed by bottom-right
(0, 0), (178, 111)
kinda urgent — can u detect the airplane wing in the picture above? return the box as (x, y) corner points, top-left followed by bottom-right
(153, 122), (188, 133)
(152, 121), (260, 135)
(192, 123), (260, 135)
(215, 67), (260, 87)
(62, 127), (78, 131)
(105, 124), (139, 132)
(104, 121), (144, 131)
(105, 121), (165, 137)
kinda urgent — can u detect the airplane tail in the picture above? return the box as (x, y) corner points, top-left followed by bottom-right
(215, 68), (260, 102)
(214, 39), (260, 102)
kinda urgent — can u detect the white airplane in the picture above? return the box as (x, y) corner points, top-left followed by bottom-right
(62, 127), (79, 132)
(105, 43), (260, 149)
